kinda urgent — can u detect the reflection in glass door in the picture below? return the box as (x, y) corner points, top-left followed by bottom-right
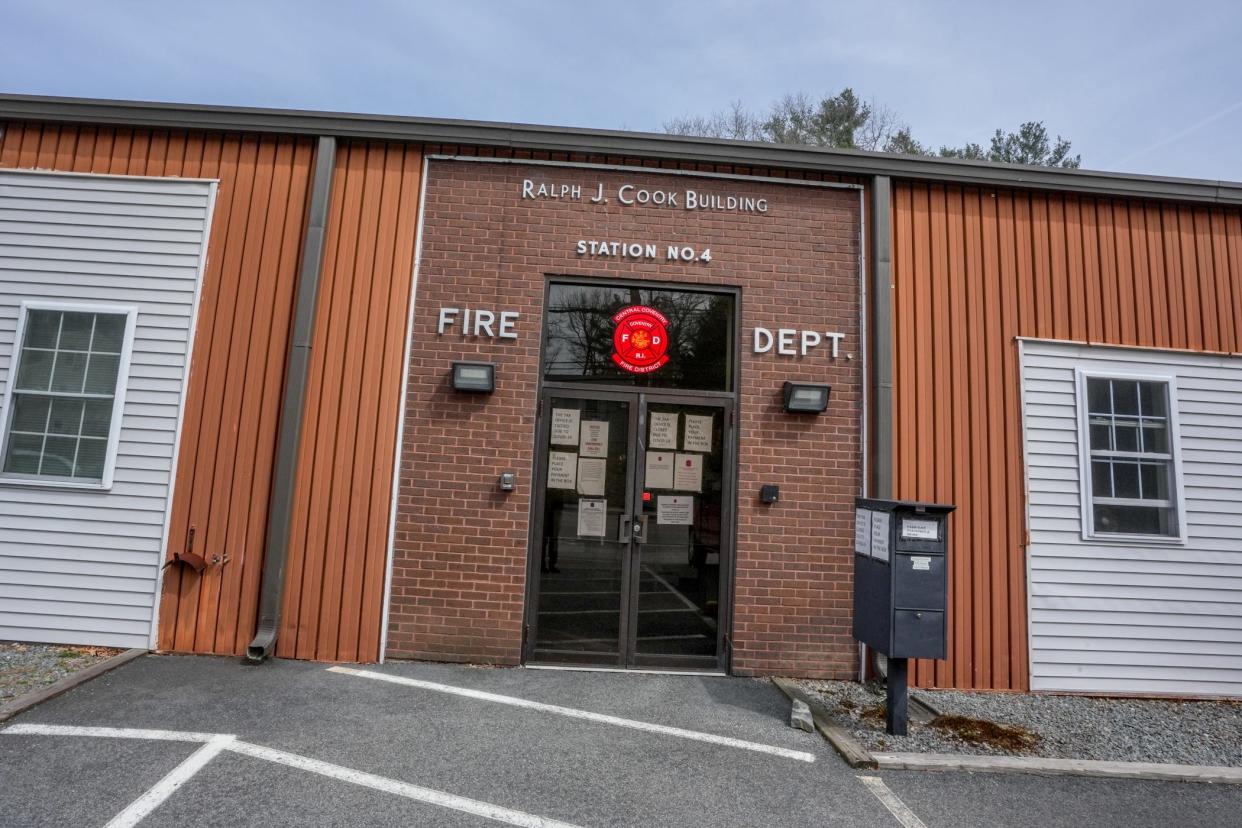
(530, 394), (634, 665)
(528, 392), (730, 670)
(631, 400), (727, 667)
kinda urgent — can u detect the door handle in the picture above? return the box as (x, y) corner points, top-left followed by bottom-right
(634, 515), (648, 544)
(619, 514), (631, 543)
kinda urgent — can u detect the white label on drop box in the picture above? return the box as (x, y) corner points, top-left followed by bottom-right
(854, 508), (872, 556)
(901, 517), (940, 541)
(911, 556), (932, 571)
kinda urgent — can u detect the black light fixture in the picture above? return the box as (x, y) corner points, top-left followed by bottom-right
(782, 381), (830, 413)
(451, 361), (495, 393)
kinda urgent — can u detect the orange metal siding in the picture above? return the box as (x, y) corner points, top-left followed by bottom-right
(1, 123), (418, 663)
(0, 122), (317, 656)
(276, 140), (422, 662)
(892, 181), (1242, 690)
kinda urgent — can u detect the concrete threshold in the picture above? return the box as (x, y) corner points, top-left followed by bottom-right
(874, 752), (1242, 785)
(0, 648), (146, 723)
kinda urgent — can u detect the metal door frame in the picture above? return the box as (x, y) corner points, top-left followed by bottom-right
(524, 387), (639, 667)
(625, 391), (735, 672)
(523, 276), (741, 673)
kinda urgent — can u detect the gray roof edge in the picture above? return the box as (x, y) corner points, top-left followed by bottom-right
(1, 93), (1239, 206)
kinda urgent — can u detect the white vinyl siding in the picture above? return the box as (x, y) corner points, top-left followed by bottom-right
(1021, 339), (1242, 696)
(0, 170), (214, 649)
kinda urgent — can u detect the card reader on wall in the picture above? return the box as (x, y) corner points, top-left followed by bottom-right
(760, 485), (780, 504)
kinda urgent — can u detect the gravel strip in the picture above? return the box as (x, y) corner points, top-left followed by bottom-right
(796, 679), (1242, 767)
(0, 642), (124, 703)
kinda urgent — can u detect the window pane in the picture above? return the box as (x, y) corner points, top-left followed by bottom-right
(74, 438), (107, 479)
(1086, 378), (1110, 414)
(1140, 461), (1171, 500)
(3, 433), (43, 474)
(84, 353), (121, 395)
(1139, 381), (1167, 418)
(1094, 503), (1174, 536)
(47, 397), (84, 436)
(39, 436), (77, 477)
(82, 399), (114, 438)
(50, 351), (87, 393)
(1113, 381), (1139, 415)
(1141, 422), (1168, 454)
(1113, 420), (1139, 452)
(25, 310), (61, 349)
(1113, 461), (1140, 498)
(58, 312), (94, 351)
(15, 348), (53, 390)
(543, 283), (734, 391)
(92, 314), (126, 353)
(1091, 460), (1113, 498)
(10, 395), (51, 433)
(1089, 420), (1112, 451)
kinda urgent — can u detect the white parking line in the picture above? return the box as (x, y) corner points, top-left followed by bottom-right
(2, 724), (584, 828)
(857, 776), (928, 828)
(230, 740), (582, 828)
(105, 734), (235, 828)
(4, 723), (221, 742)
(327, 666), (818, 763)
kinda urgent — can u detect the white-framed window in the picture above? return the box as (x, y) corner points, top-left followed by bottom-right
(1075, 369), (1185, 542)
(0, 301), (137, 489)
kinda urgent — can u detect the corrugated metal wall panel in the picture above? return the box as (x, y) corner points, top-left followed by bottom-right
(276, 140), (421, 663)
(0, 169), (213, 649)
(1021, 341), (1242, 696)
(892, 182), (1242, 690)
(0, 121), (318, 655)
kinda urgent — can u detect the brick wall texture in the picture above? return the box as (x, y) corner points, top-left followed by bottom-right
(386, 159), (862, 678)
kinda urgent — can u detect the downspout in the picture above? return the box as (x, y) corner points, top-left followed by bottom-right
(861, 175), (894, 682)
(870, 176), (894, 500)
(247, 135), (337, 663)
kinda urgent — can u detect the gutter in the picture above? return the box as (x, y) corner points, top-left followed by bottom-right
(246, 135), (337, 662)
(2, 93), (1240, 206)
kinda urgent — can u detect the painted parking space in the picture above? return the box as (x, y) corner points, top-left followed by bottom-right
(0, 655), (910, 828)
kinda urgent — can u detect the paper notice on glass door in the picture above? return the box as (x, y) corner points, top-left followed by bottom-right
(547, 451), (577, 489)
(673, 453), (702, 492)
(579, 420), (609, 457)
(550, 408), (580, 446)
(576, 457), (606, 496)
(577, 498), (607, 537)
(657, 495), (693, 526)
(644, 451), (674, 489)
(683, 414), (713, 452)
(648, 412), (678, 450)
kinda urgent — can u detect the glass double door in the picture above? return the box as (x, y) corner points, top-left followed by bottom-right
(527, 389), (732, 670)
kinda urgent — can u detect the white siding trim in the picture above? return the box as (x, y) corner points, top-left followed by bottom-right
(0, 170), (214, 649)
(1021, 339), (1242, 697)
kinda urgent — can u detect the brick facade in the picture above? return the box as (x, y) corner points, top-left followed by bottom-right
(386, 159), (862, 678)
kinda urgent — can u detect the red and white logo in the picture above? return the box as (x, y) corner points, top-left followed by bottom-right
(612, 305), (670, 374)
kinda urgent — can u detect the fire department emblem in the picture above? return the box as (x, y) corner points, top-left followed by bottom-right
(612, 305), (670, 374)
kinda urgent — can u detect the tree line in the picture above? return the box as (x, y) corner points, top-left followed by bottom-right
(663, 88), (1081, 168)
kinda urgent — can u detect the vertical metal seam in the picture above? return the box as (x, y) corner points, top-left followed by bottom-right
(246, 135), (337, 662)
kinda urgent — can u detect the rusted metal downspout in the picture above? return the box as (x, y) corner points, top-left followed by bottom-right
(247, 135), (337, 663)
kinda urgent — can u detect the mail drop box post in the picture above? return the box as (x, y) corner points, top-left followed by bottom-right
(852, 498), (955, 660)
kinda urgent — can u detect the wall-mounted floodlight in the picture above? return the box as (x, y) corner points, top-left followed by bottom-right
(782, 381), (830, 413)
(452, 361), (495, 393)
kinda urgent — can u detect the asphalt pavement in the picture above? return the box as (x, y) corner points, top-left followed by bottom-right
(0, 654), (1237, 827)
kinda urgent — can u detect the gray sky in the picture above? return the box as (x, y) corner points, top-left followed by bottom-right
(4, 1), (1240, 181)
